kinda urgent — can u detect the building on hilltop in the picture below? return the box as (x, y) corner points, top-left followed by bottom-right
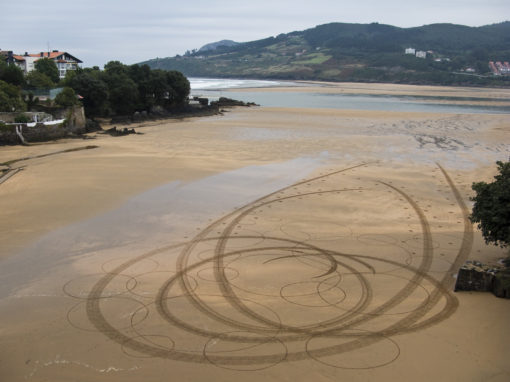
(489, 61), (499, 75)
(1, 49), (82, 79)
(27, 51), (82, 79)
(489, 61), (510, 75)
(404, 48), (427, 59)
(0, 50), (27, 71)
(415, 51), (427, 59)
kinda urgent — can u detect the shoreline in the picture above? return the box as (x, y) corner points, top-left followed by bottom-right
(225, 81), (510, 106)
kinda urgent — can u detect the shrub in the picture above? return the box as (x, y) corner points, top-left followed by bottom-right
(470, 160), (510, 247)
(14, 114), (30, 123)
(55, 87), (78, 107)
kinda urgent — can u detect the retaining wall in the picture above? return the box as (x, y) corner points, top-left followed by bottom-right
(0, 106), (86, 145)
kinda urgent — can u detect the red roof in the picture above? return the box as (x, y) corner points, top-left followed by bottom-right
(29, 51), (64, 59)
(27, 51), (82, 63)
(12, 55), (25, 62)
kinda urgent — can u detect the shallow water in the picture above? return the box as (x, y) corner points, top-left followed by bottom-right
(0, 155), (327, 298)
(190, 77), (293, 90)
(189, 77), (510, 114)
(198, 90), (510, 114)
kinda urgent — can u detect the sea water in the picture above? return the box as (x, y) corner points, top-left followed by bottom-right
(190, 77), (510, 115)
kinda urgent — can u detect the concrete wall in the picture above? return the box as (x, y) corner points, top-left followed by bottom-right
(0, 112), (53, 123)
(455, 268), (494, 292)
(0, 106), (87, 145)
(454, 262), (510, 299)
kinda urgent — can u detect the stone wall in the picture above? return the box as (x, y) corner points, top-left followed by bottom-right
(0, 106), (86, 145)
(0, 111), (53, 123)
(54, 106), (86, 130)
(454, 260), (510, 299)
(1, 123), (66, 144)
(455, 267), (494, 292)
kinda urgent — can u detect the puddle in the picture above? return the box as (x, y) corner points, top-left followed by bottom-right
(0, 155), (328, 298)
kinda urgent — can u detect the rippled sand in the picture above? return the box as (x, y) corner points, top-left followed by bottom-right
(0, 94), (509, 381)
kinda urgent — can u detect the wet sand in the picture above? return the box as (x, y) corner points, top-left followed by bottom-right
(1, 88), (510, 381)
(247, 81), (510, 103)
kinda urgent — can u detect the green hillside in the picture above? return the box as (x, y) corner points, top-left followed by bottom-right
(141, 22), (510, 86)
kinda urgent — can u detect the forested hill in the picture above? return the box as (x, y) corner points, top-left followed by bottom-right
(141, 22), (510, 86)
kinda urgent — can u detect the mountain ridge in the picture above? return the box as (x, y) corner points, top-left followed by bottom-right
(141, 21), (510, 86)
(198, 40), (239, 53)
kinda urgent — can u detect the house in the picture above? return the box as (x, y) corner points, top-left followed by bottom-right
(489, 61), (510, 75)
(405, 48), (416, 55)
(415, 51), (427, 59)
(2, 49), (82, 79)
(0, 51), (27, 71)
(489, 61), (499, 75)
(27, 51), (82, 79)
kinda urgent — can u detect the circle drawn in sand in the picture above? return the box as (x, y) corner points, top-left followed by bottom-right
(63, 273), (136, 299)
(306, 330), (400, 369)
(75, 163), (470, 370)
(203, 331), (288, 371)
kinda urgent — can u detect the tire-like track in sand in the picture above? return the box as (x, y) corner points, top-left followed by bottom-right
(78, 162), (472, 369)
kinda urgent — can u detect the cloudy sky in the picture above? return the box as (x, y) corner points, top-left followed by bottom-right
(1, 0), (508, 68)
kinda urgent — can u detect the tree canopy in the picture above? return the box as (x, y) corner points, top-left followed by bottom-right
(26, 70), (54, 89)
(0, 57), (190, 118)
(34, 58), (59, 84)
(470, 160), (510, 248)
(66, 70), (108, 117)
(0, 61), (25, 87)
(54, 86), (78, 107)
(0, 80), (26, 112)
(65, 61), (190, 117)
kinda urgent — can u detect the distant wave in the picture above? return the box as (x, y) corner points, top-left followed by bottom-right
(189, 77), (286, 90)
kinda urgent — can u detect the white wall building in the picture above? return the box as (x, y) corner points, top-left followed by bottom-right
(3, 50), (82, 79)
(416, 51), (427, 59)
(405, 48), (416, 55)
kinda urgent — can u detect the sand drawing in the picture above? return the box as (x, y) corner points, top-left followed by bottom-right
(63, 162), (472, 371)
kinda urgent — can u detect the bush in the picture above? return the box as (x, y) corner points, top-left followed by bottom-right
(14, 114), (30, 123)
(26, 71), (54, 89)
(55, 87), (78, 107)
(0, 80), (26, 112)
(470, 160), (510, 247)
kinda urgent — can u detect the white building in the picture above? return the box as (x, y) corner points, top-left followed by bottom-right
(405, 48), (416, 55)
(3, 50), (82, 79)
(29, 51), (82, 79)
(416, 51), (427, 59)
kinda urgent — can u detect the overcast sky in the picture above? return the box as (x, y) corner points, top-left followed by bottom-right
(1, 0), (508, 68)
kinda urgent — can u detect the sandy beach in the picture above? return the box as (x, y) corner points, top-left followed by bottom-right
(0, 84), (509, 381)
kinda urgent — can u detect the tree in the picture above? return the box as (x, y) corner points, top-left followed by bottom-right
(64, 60), (190, 117)
(54, 87), (78, 107)
(68, 72), (108, 117)
(127, 64), (153, 110)
(26, 71), (54, 89)
(24, 92), (39, 111)
(106, 74), (139, 115)
(34, 58), (59, 83)
(0, 80), (26, 112)
(102, 61), (139, 115)
(104, 60), (128, 76)
(164, 70), (190, 106)
(0, 61), (25, 86)
(470, 160), (510, 247)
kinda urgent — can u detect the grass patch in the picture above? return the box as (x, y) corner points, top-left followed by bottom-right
(293, 53), (331, 65)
